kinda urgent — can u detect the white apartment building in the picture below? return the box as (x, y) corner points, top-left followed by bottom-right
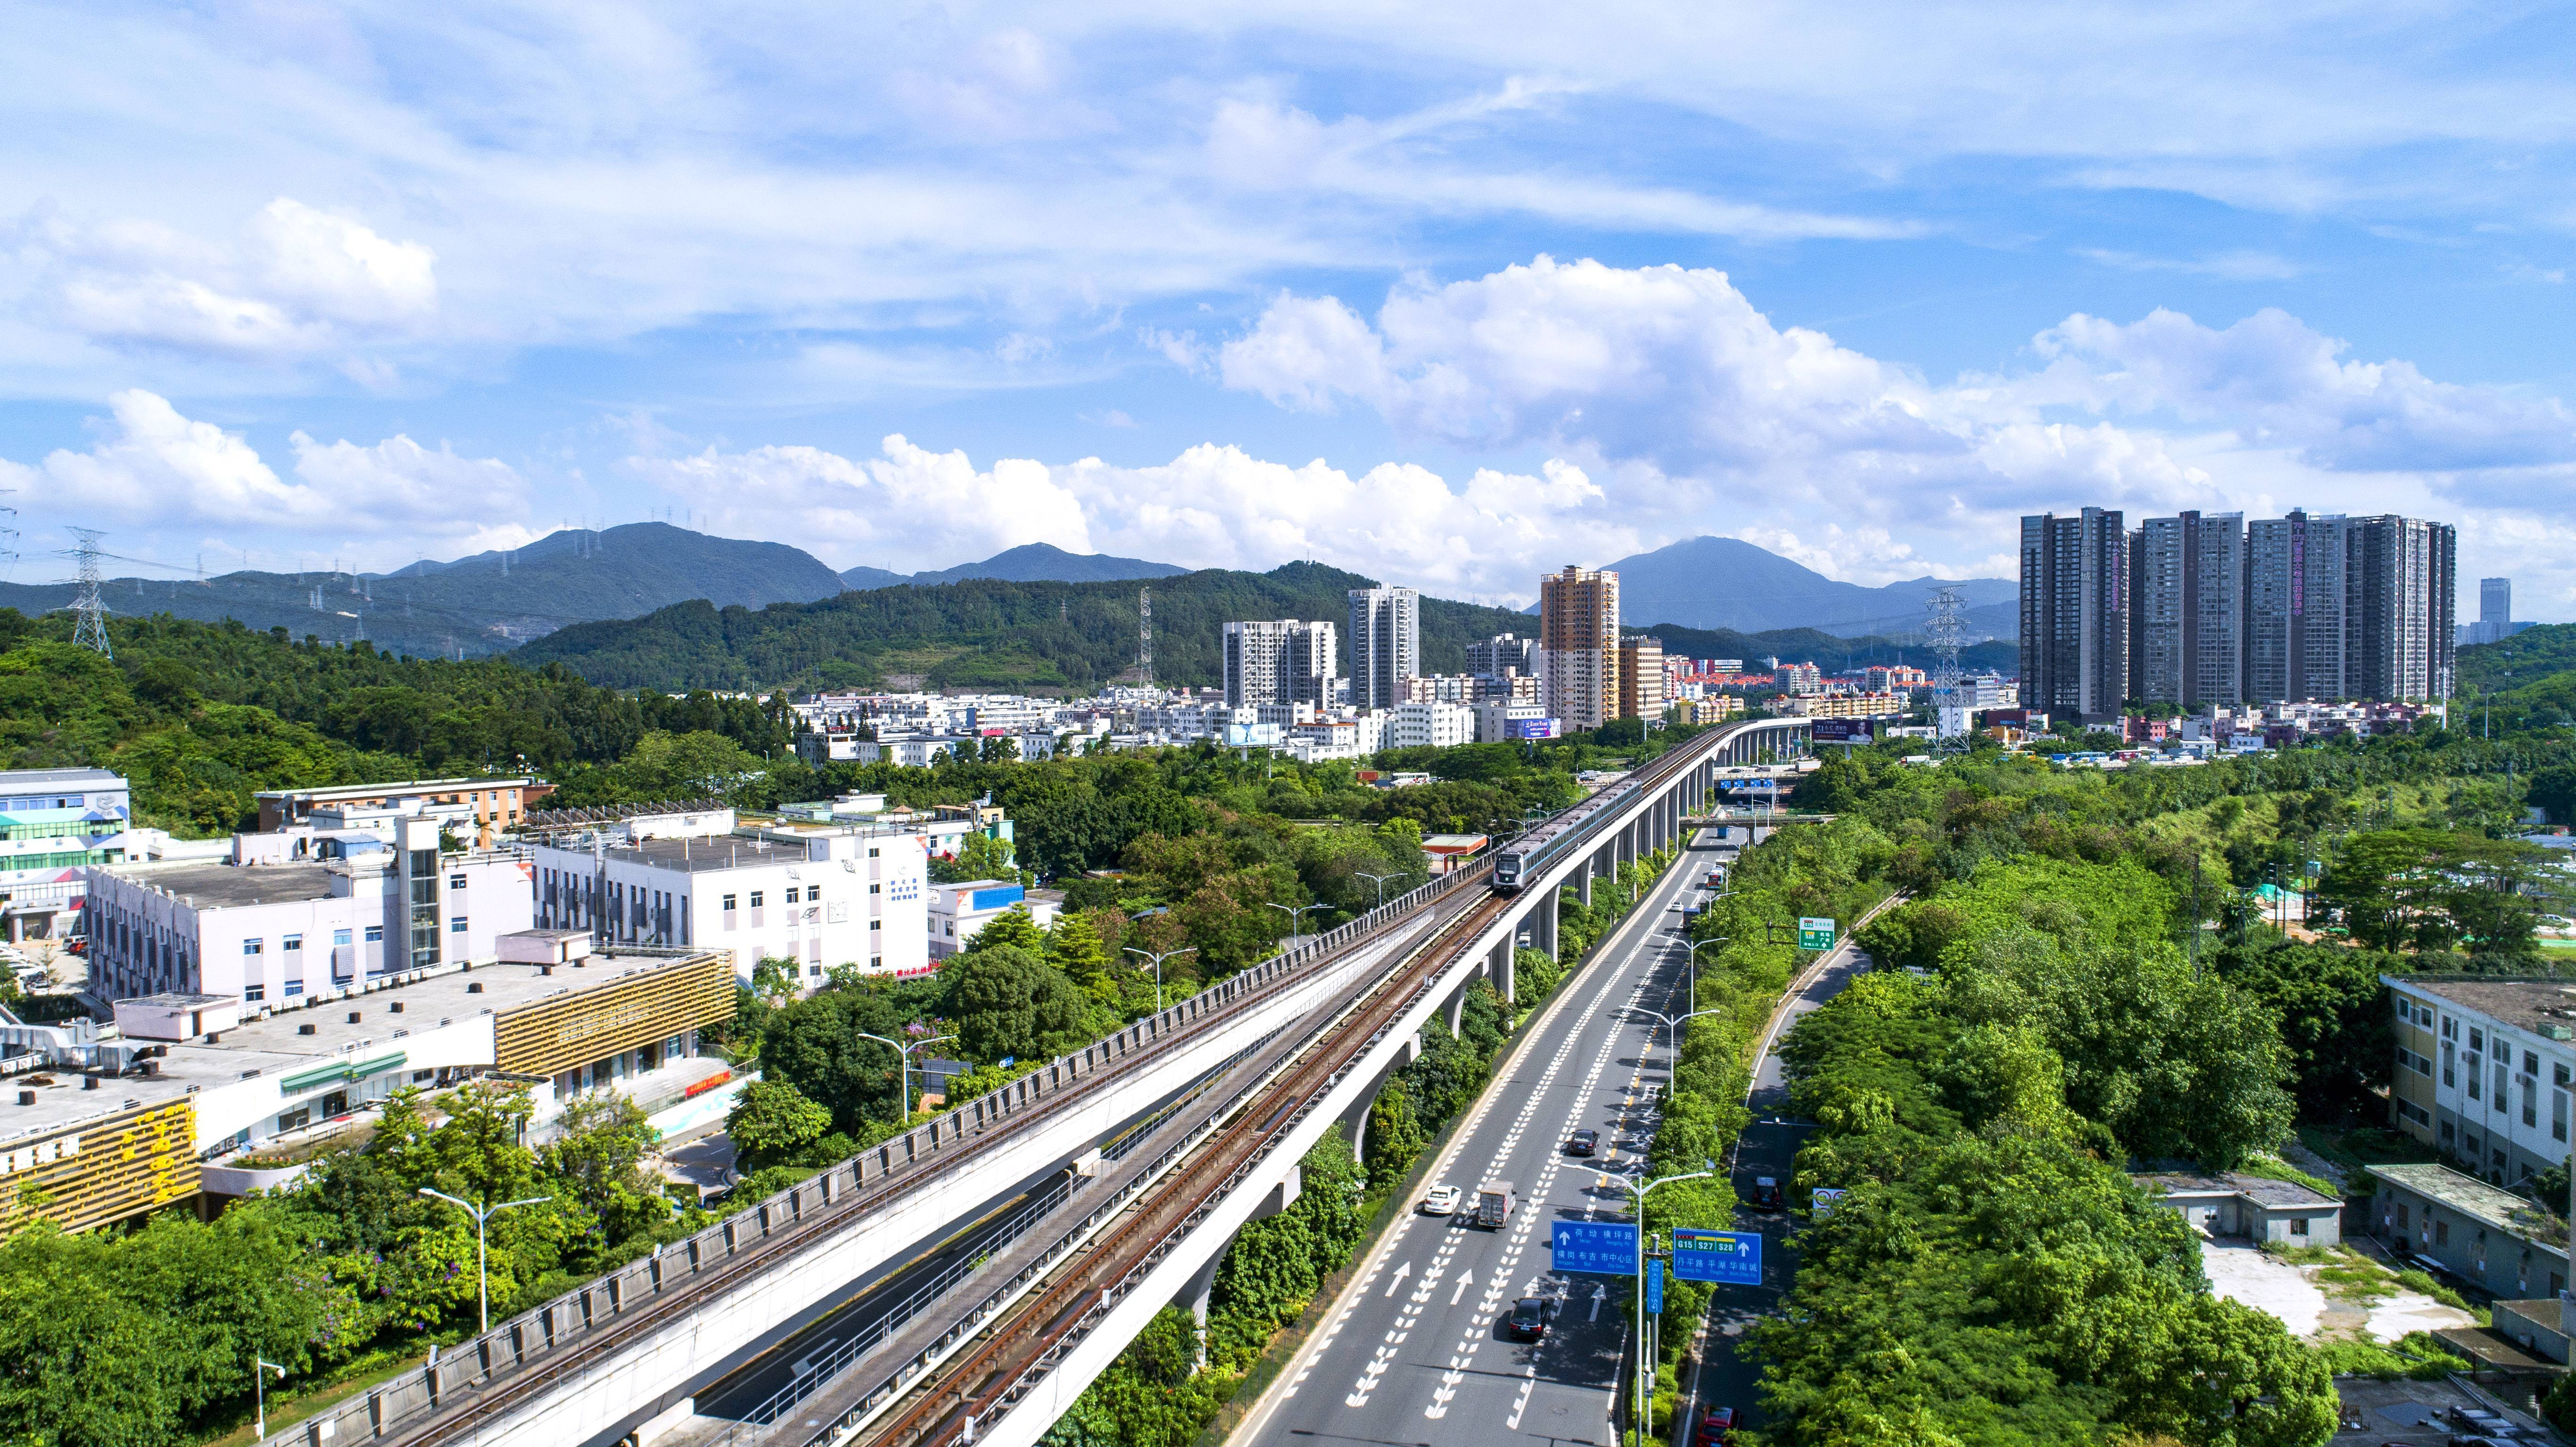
(1390, 702), (1477, 750)
(1348, 586), (1421, 712)
(85, 817), (535, 1008)
(2383, 975), (2576, 1188)
(1476, 701), (1554, 743)
(532, 824), (930, 986)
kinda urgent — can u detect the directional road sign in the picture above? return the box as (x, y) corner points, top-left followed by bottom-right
(1672, 1228), (1763, 1285)
(1550, 1220), (1639, 1275)
(1797, 916), (1837, 951)
(1646, 1258), (1664, 1313)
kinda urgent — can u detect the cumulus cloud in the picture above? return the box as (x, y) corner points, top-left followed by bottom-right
(1217, 256), (2576, 592)
(25, 198), (436, 357)
(2, 390), (524, 563)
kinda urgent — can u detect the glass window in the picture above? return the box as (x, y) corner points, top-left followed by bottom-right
(2471, 1028), (2485, 1051)
(869, 847), (881, 858)
(783, 887), (799, 904)
(449, 873), (467, 890)
(751, 891), (764, 908)
(244, 983), (266, 1002)
(2527, 1051), (2541, 1075)
(283, 934), (303, 952)
(870, 883), (881, 894)
(450, 917), (468, 933)
(722, 894), (737, 911)
(283, 980), (304, 997)
(365, 925), (384, 943)
(333, 929), (352, 948)
(242, 939), (263, 956)
(2290, 1217), (2309, 1237)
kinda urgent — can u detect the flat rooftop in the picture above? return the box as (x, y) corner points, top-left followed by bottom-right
(1, 947), (718, 1146)
(2134, 1170), (2337, 1208)
(2390, 976), (2576, 1039)
(545, 833), (818, 874)
(256, 776), (536, 803)
(2369, 1162), (2569, 1248)
(100, 859), (344, 909)
(0, 768), (128, 790)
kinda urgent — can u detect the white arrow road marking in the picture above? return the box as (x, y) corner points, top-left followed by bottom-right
(1452, 1268), (1474, 1305)
(1590, 1284), (1606, 1321)
(1385, 1260), (1412, 1297)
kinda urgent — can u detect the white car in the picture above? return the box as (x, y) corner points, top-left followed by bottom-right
(1420, 1184), (1462, 1216)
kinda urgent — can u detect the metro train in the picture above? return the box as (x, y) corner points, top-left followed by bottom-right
(1490, 779), (1640, 893)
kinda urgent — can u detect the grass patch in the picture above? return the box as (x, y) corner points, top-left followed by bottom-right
(2298, 1125), (2436, 1177)
(2315, 1330), (2471, 1381)
(2234, 1153), (2341, 1200)
(2393, 1267), (2471, 1311)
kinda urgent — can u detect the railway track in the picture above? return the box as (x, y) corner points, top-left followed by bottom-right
(364, 875), (1484, 1447)
(845, 885), (1513, 1447)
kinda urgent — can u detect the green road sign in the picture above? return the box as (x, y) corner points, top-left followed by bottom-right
(1797, 916), (1836, 950)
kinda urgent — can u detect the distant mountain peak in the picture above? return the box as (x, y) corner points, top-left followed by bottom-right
(839, 543), (1191, 590)
(1587, 535), (2015, 638)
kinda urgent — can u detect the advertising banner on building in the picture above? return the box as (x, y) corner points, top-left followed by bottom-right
(1811, 718), (1875, 743)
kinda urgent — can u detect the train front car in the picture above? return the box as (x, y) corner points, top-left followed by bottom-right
(1492, 850), (1527, 893)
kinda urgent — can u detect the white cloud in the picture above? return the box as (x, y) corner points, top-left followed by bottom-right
(1216, 256), (2576, 592)
(24, 198), (435, 358)
(2, 390), (526, 565)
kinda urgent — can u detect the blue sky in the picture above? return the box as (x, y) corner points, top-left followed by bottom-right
(4, 2), (2573, 615)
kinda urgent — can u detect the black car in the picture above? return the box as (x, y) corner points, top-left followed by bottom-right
(1508, 1296), (1552, 1340)
(1750, 1177), (1784, 1211)
(1567, 1129), (1599, 1156)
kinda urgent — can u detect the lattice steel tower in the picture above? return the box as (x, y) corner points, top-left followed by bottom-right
(1136, 586), (1154, 690)
(68, 528), (112, 657)
(1924, 585), (1966, 688)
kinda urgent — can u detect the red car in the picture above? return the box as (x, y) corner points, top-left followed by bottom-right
(1695, 1407), (1738, 1446)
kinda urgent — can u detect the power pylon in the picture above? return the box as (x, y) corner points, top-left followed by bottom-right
(68, 528), (112, 657)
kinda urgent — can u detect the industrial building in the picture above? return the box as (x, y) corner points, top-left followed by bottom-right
(0, 942), (733, 1236)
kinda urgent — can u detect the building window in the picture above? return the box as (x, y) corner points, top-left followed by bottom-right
(808, 963), (823, 977)
(449, 873), (467, 890)
(2471, 1028), (2485, 1051)
(2495, 1063), (2510, 1109)
(284, 934), (303, 953)
(870, 882), (881, 895)
(2525, 1082), (2539, 1127)
(870, 920), (882, 931)
(723, 894), (737, 911)
(277, 1107), (311, 1132)
(871, 955), (882, 970)
(333, 929), (352, 948)
(2556, 1091), (2568, 1143)
(751, 891), (764, 908)
(365, 925), (384, 943)
(2435, 1221), (2450, 1246)
(2442, 1047), (2455, 1087)
(2289, 1217), (2309, 1237)
(283, 980), (304, 997)
(243, 939), (263, 956)
(783, 887), (799, 904)
(2440, 1121), (2455, 1144)
(2468, 1057), (2482, 1099)
(451, 917), (469, 934)
(868, 847), (881, 858)
(2527, 1051), (2542, 1075)
(2558, 1063), (2572, 1088)
(244, 984), (266, 1002)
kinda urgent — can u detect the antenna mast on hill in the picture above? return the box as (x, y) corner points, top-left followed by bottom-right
(68, 528), (112, 658)
(1137, 586), (1154, 691)
(1925, 586), (1965, 689)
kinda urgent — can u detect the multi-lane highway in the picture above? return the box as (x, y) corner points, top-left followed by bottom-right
(1234, 825), (1730, 1447)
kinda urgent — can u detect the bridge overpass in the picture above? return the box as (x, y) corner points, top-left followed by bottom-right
(260, 716), (1812, 1447)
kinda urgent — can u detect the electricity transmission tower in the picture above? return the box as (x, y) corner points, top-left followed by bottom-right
(68, 528), (113, 657)
(0, 488), (17, 582)
(1136, 587), (1154, 691)
(1925, 586), (1968, 748)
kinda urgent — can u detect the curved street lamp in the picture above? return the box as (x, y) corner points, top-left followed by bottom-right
(418, 1187), (552, 1332)
(1617, 1166), (1718, 1447)
(1356, 871), (1404, 909)
(1123, 945), (1196, 1012)
(1266, 901), (1328, 940)
(858, 1030), (957, 1118)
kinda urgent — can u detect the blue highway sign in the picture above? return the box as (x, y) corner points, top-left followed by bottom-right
(1672, 1228), (1763, 1285)
(1549, 1220), (1639, 1275)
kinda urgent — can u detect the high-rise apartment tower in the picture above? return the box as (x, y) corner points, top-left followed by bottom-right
(2018, 509), (2130, 722)
(1346, 586), (1420, 711)
(1223, 619), (1338, 709)
(1536, 566), (1620, 731)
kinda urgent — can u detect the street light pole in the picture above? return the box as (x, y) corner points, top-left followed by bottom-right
(1620, 1167), (1716, 1447)
(417, 1188), (552, 1332)
(1684, 935), (1729, 1009)
(858, 1030), (957, 1118)
(1356, 871), (1403, 910)
(1266, 901), (1326, 941)
(1122, 946), (1196, 1012)
(255, 1357), (286, 1439)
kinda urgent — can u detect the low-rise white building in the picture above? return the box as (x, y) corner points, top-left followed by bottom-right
(530, 823), (931, 986)
(928, 880), (1062, 959)
(1476, 701), (1554, 743)
(1390, 701), (1477, 750)
(84, 817), (534, 1008)
(1, 767), (134, 940)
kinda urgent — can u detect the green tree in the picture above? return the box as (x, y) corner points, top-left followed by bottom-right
(727, 1079), (834, 1169)
(945, 945), (1100, 1065)
(1364, 1078), (1429, 1179)
(760, 989), (908, 1132)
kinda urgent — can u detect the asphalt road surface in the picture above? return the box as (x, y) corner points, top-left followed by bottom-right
(1679, 908), (1880, 1439)
(1235, 827), (1729, 1447)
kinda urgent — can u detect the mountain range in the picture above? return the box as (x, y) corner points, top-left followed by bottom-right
(1589, 536), (2017, 639)
(840, 542), (1189, 590)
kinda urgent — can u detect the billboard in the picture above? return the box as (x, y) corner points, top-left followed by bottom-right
(1550, 1220), (1638, 1275)
(1810, 718), (1875, 744)
(1671, 1228), (1763, 1285)
(1508, 717), (1561, 740)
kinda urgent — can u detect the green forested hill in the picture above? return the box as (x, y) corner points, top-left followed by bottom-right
(2458, 624), (2576, 732)
(512, 563), (1537, 691)
(514, 561), (2020, 692)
